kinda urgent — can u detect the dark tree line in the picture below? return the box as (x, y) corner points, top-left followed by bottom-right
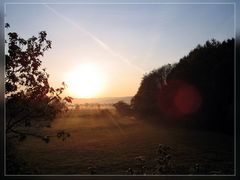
(131, 39), (234, 134)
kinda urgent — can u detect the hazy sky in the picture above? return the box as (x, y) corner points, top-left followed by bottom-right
(5, 2), (234, 98)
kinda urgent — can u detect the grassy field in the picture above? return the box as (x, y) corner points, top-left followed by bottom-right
(15, 108), (234, 175)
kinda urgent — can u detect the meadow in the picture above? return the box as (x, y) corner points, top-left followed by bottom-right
(14, 107), (234, 175)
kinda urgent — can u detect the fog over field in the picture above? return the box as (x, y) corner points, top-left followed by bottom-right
(15, 109), (234, 175)
(72, 96), (132, 105)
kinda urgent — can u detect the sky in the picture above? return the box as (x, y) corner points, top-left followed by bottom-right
(5, 2), (234, 98)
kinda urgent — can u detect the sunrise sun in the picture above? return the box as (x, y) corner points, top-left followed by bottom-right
(64, 63), (106, 98)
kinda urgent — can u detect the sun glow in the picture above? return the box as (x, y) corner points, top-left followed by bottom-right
(64, 63), (106, 98)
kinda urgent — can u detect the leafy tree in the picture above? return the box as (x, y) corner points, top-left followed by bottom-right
(5, 24), (73, 174)
(131, 64), (172, 118)
(5, 24), (72, 142)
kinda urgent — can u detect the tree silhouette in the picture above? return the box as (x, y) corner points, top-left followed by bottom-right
(131, 64), (173, 118)
(113, 101), (132, 116)
(131, 39), (234, 134)
(5, 24), (73, 174)
(5, 24), (72, 142)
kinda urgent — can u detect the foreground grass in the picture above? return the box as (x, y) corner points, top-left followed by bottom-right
(14, 109), (234, 175)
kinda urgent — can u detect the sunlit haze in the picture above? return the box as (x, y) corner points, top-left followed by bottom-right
(64, 63), (106, 98)
(5, 2), (234, 98)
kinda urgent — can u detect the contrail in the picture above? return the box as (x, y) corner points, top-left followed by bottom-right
(44, 4), (145, 74)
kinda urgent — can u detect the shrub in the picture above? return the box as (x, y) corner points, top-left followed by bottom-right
(113, 101), (132, 116)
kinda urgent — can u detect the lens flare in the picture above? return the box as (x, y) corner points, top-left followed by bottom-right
(158, 80), (202, 118)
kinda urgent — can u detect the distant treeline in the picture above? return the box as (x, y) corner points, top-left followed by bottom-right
(68, 103), (114, 109)
(131, 39), (234, 134)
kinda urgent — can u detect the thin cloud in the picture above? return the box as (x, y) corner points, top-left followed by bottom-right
(44, 4), (145, 74)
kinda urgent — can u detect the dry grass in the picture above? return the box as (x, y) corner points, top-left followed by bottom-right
(15, 109), (234, 175)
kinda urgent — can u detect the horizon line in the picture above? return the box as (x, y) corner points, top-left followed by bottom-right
(72, 96), (133, 99)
